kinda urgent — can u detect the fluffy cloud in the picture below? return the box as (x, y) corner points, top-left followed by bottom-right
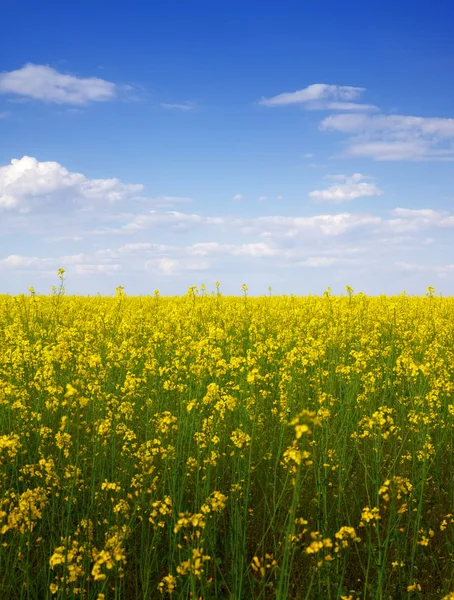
(259, 84), (377, 111)
(0, 156), (143, 212)
(151, 258), (180, 275)
(0, 64), (116, 105)
(309, 173), (382, 203)
(321, 113), (454, 161)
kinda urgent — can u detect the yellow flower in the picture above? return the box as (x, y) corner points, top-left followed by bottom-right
(230, 429), (251, 449)
(158, 574), (177, 594)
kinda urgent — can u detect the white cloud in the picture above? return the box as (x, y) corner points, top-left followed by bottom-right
(22, 199), (454, 247)
(3, 200), (454, 294)
(394, 261), (454, 278)
(74, 264), (121, 275)
(50, 235), (84, 242)
(259, 83), (376, 111)
(321, 113), (454, 161)
(2, 254), (52, 268)
(0, 253), (120, 276)
(2, 247), (139, 276)
(186, 260), (210, 271)
(232, 194), (243, 201)
(321, 113), (454, 137)
(254, 213), (381, 238)
(276, 195), (284, 201)
(387, 208), (454, 233)
(324, 102), (378, 111)
(190, 243), (223, 256)
(0, 156), (144, 211)
(309, 173), (382, 203)
(112, 211), (227, 235)
(301, 257), (339, 267)
(345, 141), (433, 161)
(145, 257), (209, 276)
(95, 243), (161, 259)
(161, 102), (196, 111)
(153, 258), (180, 275)
(151, 196), (193, 206)
(189, 241), (277, 258)
(233, 243), (276, 257)
(113, 211), (381, 242)
(0, 64), (116, 105)
(258, 195), (267, 202)
(187, 238), (366, 266)
(117, 242), (153, 253)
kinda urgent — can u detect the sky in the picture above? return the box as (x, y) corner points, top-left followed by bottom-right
(1, 0), (454, 296)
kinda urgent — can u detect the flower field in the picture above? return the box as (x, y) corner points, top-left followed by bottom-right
(1, 279), (453, 599)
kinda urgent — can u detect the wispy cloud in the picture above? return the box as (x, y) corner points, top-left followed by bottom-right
(0, 64), (117, 105)
(299, 257), (343, 267)
(394, 261), (454, 278)
(309, 173), (382, 203)
(3, 202), (454, 293)
(259, 83), (377, 111)
(387, 208), (454, 232)
(161, 102), (196, 111)
(86, 206), (454, 242)
(150, 196), (194, 207)
(321, 113), (454, 161)
(189, 242), (278, 257)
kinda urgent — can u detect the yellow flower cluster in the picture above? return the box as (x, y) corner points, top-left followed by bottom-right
(0, 433), (21, 463)
(250, 553), (277, 578)
(0, 487), (48, 534)
(176, 547), (211, 577)
(0, 279), (453, 598)
(360, 506), (381, 526)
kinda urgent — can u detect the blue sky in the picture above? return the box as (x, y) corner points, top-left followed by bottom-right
(1, 0), (454, 295)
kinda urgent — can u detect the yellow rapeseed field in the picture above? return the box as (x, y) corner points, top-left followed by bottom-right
(0, 272), (453, 599)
